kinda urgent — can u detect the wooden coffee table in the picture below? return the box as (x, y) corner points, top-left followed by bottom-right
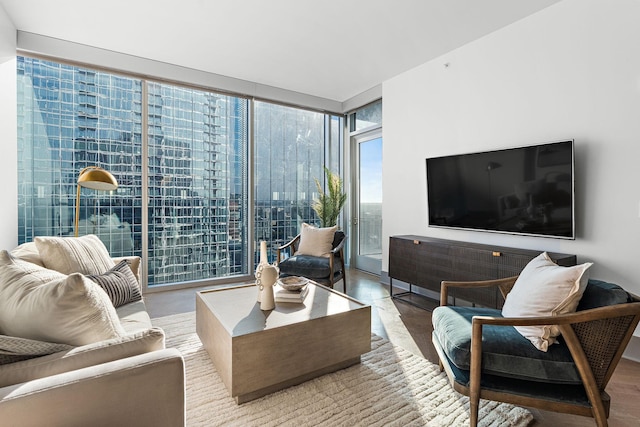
(195, 282), (371, 404)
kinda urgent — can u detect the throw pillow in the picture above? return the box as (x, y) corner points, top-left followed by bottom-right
(501, 252), (593, 351)
(35, 234), (114, 275)
(112, 255), (141, 283)
(0, 251), (125, 346)
(0, 335), (73, 365)
(10, 242), (45, 267)
(87, 260), (142, 308)
(295, 223), (337, 258)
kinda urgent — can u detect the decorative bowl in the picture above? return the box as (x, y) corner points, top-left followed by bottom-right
(277, 276), (309, 291)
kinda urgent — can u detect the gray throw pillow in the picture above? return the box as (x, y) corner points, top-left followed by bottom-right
(87, 260), (142, 308)
(0, 335), (73, 365)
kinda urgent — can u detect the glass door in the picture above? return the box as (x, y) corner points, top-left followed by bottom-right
(352, 131), (382, 274)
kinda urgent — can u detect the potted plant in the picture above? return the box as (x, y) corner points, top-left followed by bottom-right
(312, 167), (347, 228)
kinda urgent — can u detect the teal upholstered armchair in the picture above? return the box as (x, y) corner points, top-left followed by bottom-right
(432, 277), (640, 427)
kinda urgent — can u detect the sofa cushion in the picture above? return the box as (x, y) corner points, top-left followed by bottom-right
(87, 260), (142, 308)
(578, 279), (631, 311)
(35, 234), (114, 275)
(0, 335), (73, 365)
(295, 223), (336, 258)
(432, 305), (581, 384)
(501, 252), (593, 351)
(0, 328), (165, 388)
(116, 300), (153, 334)
(278, 255), (332, 279)
(0, 251), (125, 346)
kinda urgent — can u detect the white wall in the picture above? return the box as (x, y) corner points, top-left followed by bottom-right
(383, 0), (640, 294)
(0, 6), (17, 250)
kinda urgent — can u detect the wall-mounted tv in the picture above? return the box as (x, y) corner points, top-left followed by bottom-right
(426, 140), (575, 239)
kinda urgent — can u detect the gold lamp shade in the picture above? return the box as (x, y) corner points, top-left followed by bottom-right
(74, 166), (118, 237)
(78, 167), (118, 190)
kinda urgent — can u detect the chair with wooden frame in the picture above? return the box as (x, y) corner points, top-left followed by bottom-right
(431, 276), (640, 427)
(276, 230), (347, 290)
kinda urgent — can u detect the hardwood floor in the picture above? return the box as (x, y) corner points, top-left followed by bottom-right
(145, 267), (640, 426)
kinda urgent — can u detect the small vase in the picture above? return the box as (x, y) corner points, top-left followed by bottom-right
(255, 241), (269, 302)
(259, 240), (268, 265)
(259, 263), (279, 311)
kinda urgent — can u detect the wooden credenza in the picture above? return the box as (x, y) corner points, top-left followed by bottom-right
(388, 235), (577, 309)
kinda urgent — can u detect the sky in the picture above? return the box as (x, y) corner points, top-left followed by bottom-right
(359, 137), (382, 204)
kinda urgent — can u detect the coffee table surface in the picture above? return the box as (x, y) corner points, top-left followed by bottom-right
(197, 282), (365, 336)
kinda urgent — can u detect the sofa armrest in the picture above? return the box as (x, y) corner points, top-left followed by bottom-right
(0, 348), (185, 427)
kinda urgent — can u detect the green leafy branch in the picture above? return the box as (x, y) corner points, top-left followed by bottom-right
(312, 166), (347, 228)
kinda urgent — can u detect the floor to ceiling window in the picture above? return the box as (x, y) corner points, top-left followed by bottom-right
(146, 82), (249, 285)
(253, 102), (343, 263)
(17, 56), (342, 289)
(17, 57), (144, 259)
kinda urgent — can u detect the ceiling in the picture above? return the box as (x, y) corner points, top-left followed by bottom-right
(0, 0), (561, 103)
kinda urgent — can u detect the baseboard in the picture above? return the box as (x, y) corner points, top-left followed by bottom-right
(624, 335), (640, 362)
(380, 270), (389, 286)
(381, 271), (640, 363)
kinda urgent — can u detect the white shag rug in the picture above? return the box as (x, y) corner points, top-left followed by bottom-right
(153, 312), (533, 427)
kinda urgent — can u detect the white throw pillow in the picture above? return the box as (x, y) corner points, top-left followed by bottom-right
(294, 223), (337, 258)
(10, 242), (45, 267)
(501, 252), (592, 351)
(0, 251), (125, 346)
(35, 234), (114, 275)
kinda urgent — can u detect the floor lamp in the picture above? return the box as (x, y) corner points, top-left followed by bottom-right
(74, 166), (119, 237)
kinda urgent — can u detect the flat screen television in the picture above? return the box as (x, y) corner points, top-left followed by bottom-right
(426, 140), (575, 239)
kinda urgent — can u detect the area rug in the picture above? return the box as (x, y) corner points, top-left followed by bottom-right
(153, 312), (533, 427)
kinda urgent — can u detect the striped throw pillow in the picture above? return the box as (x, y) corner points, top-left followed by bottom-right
(87, 260), (142, 308)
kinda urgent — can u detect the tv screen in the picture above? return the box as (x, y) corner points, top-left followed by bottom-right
(426, 140), (575, 239)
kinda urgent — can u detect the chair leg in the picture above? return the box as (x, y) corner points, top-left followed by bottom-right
(342, 272), (347, 294)
(469, 320), (482, 427)
(469, 398), (479, 427)
(590, 394), (609, 427)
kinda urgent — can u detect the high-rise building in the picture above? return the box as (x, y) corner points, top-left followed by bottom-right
(17, 57), (248, 286)
(17, 56), (343, 287)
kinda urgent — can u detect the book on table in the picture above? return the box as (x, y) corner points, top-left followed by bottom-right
(275, 284), (309, 303)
